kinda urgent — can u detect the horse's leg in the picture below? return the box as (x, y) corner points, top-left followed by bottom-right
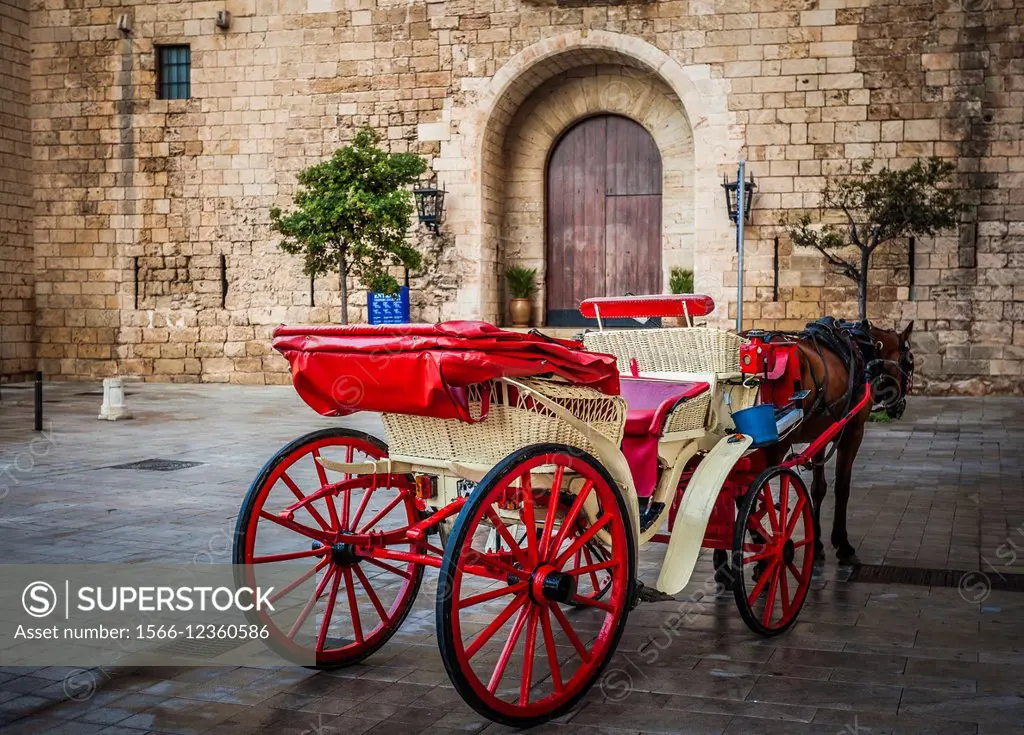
(810, 456), (827, 563)
(832, 419), (867, 565)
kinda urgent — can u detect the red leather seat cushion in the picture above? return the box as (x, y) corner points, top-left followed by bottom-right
(620, 378), (710, 437)
(618, 377), (710, 499)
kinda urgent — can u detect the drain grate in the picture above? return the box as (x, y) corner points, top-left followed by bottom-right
(110, 459), (204, 472)
(848, 564), (1024, 592)
(152, 636), (246, 658)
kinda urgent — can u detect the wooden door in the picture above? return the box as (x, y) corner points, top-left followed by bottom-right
(545, 115), (662, 326)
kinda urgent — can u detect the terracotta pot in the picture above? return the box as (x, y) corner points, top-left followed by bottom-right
(509, 298), (531, 327)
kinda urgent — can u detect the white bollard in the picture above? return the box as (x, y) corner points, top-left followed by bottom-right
(98, 377), (133, 421)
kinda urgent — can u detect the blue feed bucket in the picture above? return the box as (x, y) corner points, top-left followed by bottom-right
(732, 404), (779, 447)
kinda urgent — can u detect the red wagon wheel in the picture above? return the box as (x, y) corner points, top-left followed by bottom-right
(234, 428), (423, 668)
(436, 444), (635, 727)
(732, 466), (815, 636)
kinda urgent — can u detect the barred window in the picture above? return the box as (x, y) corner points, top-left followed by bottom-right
(156, 45), (191, 100)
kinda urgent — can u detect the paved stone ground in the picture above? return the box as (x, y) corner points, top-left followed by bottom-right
(0, 382), (1022, 734)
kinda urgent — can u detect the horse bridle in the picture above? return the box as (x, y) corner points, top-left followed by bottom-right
(865, 334), (914, 419)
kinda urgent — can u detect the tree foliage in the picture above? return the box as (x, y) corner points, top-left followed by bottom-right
(785, 157), (963, 319)
(270, 128), (427, 322)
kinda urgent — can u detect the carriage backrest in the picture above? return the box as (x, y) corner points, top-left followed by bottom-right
(582, 327), (746, 376)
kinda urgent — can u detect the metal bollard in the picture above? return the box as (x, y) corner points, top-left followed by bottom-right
(34, 370), (43, 432)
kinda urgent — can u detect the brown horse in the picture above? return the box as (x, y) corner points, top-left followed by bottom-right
(762, 321), (915, 565)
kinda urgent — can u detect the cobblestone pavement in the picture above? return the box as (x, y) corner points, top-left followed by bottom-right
(0, 382), (1022, 734)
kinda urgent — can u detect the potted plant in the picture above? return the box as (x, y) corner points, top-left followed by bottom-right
(506, 266), (537, 327)
(669, 267), (694, 295)
(668, 267), (694, 327)
(270, 128), (427, 324)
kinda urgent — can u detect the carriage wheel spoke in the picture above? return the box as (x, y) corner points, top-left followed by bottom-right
(761, 563), (782, 627)
(269, 557), (330, 604)
(341, 446), (354, 528)
(779, 475), (790, 537)
(343, 568), (363, 644)
(581, 545), (602, 595)
(281, 472), (330, 531)
(742, 547), (776, 565)
(762, 481), (780, 535)
(465, 593), (528, 660)
(746, 557), (779, 607)
(550, 603), (591, 663)
(780, 564), (792, 620)
(350, 485), (376, 533)
(793, 538), (814, 549)
(365, 557), (413, 580)
(519, 473), (539, 565)
(519, 608), (540, 706)
(788, 562), (802, 581)
(785, 496), (806, 538)
(487, 604), (530, 694)
(566, 557), (618, 578)
(555, 513), (612, 569)
(252, 547), (328, 564)
(359, 494), (404, 534)
(569, 594), (614, 613)
(540, 607), (563, 694)
(549, 480), (594, 559)
(353, 564), (389, 625)
(289, 565), (335, 640)
(315, 568), (343, 652)
(747, 516), (775, 545)
(312, 449), (340, 531)
(258, 511), (329, 544)
(540, 466), (564, 559)
(485, 507), (530, 567)
(458, 582), (527, 610)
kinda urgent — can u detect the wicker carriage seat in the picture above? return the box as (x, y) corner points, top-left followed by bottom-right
(619, 377), (710, 437)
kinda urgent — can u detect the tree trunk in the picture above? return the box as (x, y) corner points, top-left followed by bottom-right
(857, 247), (870, 322)
(339, 251), (349, 325)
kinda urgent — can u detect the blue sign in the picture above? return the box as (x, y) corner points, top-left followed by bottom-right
(368, 286), (410, 325)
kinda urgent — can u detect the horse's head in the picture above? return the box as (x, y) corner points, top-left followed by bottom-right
(867, 321), (914, 419)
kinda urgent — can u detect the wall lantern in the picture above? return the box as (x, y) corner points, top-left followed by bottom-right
(215, 10), (231, 30)
(722, 172), (757, 224)
(413, 177), (446, 234)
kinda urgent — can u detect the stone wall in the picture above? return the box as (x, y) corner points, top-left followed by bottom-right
(0, 0), (33, 382)
(21, 0), (1024, 392)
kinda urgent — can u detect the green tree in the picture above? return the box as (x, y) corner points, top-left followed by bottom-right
(270, 128), (427, 324)
(785, 157), (962, 320)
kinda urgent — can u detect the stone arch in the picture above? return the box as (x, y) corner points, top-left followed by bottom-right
(435, 30), (741, 324)
(501, 67), (694, 321)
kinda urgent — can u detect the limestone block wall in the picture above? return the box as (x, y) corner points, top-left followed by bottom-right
(20, 0), (1024, 392)
(0, 0), (33, 381)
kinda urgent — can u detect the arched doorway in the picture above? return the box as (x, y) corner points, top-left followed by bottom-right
(545, 114), (663, 326)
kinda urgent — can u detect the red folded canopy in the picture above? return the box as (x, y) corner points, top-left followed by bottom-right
(273, 321), (621, 422)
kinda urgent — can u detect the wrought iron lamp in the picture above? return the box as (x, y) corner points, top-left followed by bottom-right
(413, 177), (446, 233)
(722, 172), (757, 224)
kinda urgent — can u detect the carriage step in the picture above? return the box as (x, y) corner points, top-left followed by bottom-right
(636, 581), (676, 604)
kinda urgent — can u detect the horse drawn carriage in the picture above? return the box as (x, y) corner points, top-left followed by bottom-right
(234, 294), (874, 726)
